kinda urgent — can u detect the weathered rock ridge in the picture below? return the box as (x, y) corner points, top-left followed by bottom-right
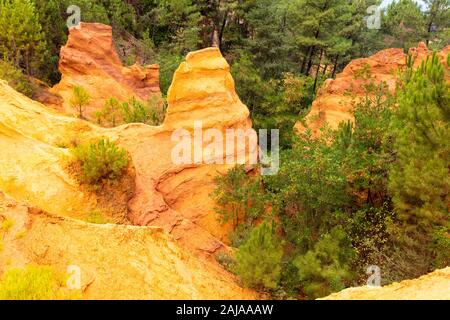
(0, 43), (254, 257)
(51, 23), (160, 119)
(322, 267), (450, 300)
(0, 192), (255, 299)
(0, 42), (255, 298)
(296, 42), (450, 135)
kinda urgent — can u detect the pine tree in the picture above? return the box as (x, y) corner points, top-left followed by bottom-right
(70, 86), (90, 119)
(389, 52), (449, 228)
(235, 221), (284, 290)
(0, 0), (48, 76)
(423, 0), (450, 48)
(383, 0), (427, 49)
(294, 226), (355, 299)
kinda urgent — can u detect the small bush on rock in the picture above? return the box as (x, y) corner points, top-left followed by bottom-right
(71, 138), (128, 186)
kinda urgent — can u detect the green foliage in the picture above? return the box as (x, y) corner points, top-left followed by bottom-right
(84, 210), (108, 224)
(235, 221), (284, 290)
(0, 265), (80, 300)
(71, 138), (129, 186)
(70, 86), (90, 119)
(32, 0), (67, 83)
(346, 206), (395, 271)
(265, 131), (349, 249)
(389, 52), (449, 227)
(383, 0), (427, 49)
(337, 66), (396, 207)
(213, 165), (266, 230)
(156, 50), (184, 95)
(294, 226), (355, 299)
(120, 96), (166, 125)
(95, 97), (122, 127)
(423, 0), (450, 49)
(431, 226), (450, 268)
(0, 0), (48, 76)
(0, 59), (35, 97)
(214, 251), (236, 273)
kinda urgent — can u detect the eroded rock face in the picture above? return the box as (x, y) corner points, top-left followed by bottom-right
(295, 43), (450, 135)
(0, 192), (255, 299)
(113, 47), (255, 250)
(321, 267), (450, 300)
(51, 23), (160, 119)
(0, 45), (255, 256)
(0, 46), (256, 295)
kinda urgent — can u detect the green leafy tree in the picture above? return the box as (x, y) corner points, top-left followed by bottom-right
(294, 226), (355, 299)
(120, 96), (166, 125)
(0, 59), (35, 97)
(390, 52), (449, 228)
(235, 221), (284, 290)
(265, 130), (349, 249)
(0, 0), (48, 76)
(336, 64), (395, 207)
(212, 165), (266, 229)
(383, 0), (427, 49)
(388, 52), (449, 275)
(423, 0), (450, 48)
(70, 85), (90, 119)
(95, 97), (122, 127)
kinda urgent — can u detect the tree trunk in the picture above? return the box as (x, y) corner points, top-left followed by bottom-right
(426, 21), (433, 46)
(305, 28), (321, 75)
(332, 55), (339, 78)
(313, 50), (324, 93)
(211, 26), (220, 48)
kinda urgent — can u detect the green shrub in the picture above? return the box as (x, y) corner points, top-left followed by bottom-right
(84, 210), (109, 224)
(71, 138), (129, 186)
(121, 96), (166, 126)
(0, 265), (80, 300)
(294, 226), (356, 299)
(70, 85), (90, 119)
(212, 165), (266, 229)
(235, 221), (283, 291)
(95, 97), (122, 127)
(432, 226), (450, 269)
(214, 252), (236, 273)
(0, 59), (35, 97)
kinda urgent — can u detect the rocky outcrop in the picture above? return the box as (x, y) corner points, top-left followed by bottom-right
(321, 267), (450, 300)
(0, 192), (255, 299)
(164, 47), (251, 131)
(295, 43), (450, 135)
(0, 43), (256, 297)
(112, 47), (256, 249)
(50, 23), (160, 119)
(0, 45), (255, 255)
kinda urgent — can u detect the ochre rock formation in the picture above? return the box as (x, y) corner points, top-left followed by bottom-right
(0, 45), (255, 255)
(295, 43), (450, 135)
(110, 47), (256, 250)
(50, 23), (160, 119)
(0, 79), (97, 217)
(0, 44), (256, 297)
(0, 192), (255, 299)
(321, 267), (450, 300)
